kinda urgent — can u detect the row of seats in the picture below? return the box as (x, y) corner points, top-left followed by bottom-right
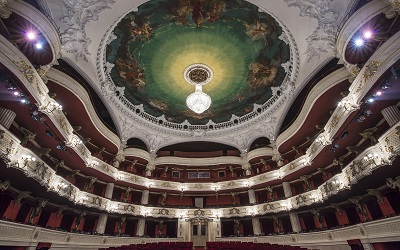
(101, 242), (193, 250)
(206, 242), (308, 250)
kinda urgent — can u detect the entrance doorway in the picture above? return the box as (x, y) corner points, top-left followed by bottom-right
(192, 221), (207, 247)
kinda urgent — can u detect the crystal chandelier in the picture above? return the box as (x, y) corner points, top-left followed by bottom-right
(184, 64), (213, 114)
(186, 84), (211, 114)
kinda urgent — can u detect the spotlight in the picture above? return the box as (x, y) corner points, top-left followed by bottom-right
(21, 99), (26, 103)
(365, 109), (373, 116)
(355, 38), (364, 47)
(382, 82), (391, 90)
(368, 98), (374, 103)
(13, 91), (20, 96)
(46, 130), (53, 137)
(374, 91), (382, 97)
(26, 31), (36, 40)
(56, 143), (67, 151)
(35, 43), (43, 49)
(363, 31), (372, 39)
(356, 115), (366, 123)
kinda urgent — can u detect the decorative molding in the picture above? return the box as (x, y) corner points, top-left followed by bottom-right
(284, 0), (339, 62)
(60, 0), (115, 61)
(94, 3), (300, 150)
(1, 121), (398, 216)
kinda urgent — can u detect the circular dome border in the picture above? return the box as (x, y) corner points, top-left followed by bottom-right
(97, 0), (300, 135)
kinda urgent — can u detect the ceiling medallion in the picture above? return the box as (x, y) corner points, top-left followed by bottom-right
(185, 64), (213, 114)
(184, 64), (213, 86)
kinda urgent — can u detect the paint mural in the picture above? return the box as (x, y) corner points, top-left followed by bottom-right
(106, 0), (290, 124)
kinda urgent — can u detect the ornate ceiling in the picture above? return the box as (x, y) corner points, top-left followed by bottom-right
(42, 0), (352, 152)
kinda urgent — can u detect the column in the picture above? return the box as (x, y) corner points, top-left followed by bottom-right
(136, 218), (146, 237)
(208, 218), (221, 242)
(282, 182), (301, 233)
(381, 106), (400, 127)
(248, 189), (261, 235)
(282, 182), (292, 198)
(0, 107), (16, 129)
(141, 190), (149, 205)
(136, 189), (150, 236)
(96, 183), (114, 233)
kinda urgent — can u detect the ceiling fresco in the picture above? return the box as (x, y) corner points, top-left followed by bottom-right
(106, 0), (290, 124)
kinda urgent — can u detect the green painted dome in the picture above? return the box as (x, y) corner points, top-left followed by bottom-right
(106, 0), (290, 125)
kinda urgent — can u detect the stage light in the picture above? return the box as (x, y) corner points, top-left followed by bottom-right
(355, 38), (364, 47)
(375, 91), (382, 96)
(35, 42), (43, 49)
(363, 30), (372, 39)
(26, 31), (36, 40)
(13, 91), (20, 96)
(368, 98), (374, 103)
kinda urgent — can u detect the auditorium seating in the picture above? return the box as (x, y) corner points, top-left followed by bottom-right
(206, 242), (308, 250)
(100, 242), (193, 250)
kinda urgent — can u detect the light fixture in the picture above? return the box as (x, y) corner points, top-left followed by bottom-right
(355, 38), (364, 47)
(363, 31), (372, 39)
(368, 98), (374, 103)
(26, 31), (36, 40)
(186, 84), (212, 114)
(184, 64), (213, 114)
(35, 42), (43, 49)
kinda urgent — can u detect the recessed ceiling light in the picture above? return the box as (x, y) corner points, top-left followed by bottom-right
(355, 38), (364, 47)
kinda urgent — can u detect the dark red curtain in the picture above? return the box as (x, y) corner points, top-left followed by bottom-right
(238, 193), (249, 205)
(260, 218), (274, 235)
(344, 207), (361, 225)
(242, 219), (253, 236)
(221, 220), (234, 237)
(365, 199), (383, 220)
(373, 241), (400, 250)
(0, 194), (12, 217)
(125, 219), (137, 236)
(280, 216), (292, 233)
(302, 214), (316, 231)
(145, 220), (156, 237)
(165, 220), (177, 237)
(15, 203), (32, 223)
(104, 218), (116, 235)
(323, 211), (339, 229)
(37, 209), (51, 227)
(386, 192), (400, 214)
(82, 216), (96, 232)
(59, 213), (75, 230)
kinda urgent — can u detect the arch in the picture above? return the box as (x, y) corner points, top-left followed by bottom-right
(249, 137), (271, 151)
(126, 137), (148, 151)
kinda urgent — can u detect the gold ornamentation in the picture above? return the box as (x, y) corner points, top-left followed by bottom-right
(14, 61), (35, 84)
(189, 68), (208, 83)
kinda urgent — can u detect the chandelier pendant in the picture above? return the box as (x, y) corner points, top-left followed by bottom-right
(184, 64), (213, 114)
